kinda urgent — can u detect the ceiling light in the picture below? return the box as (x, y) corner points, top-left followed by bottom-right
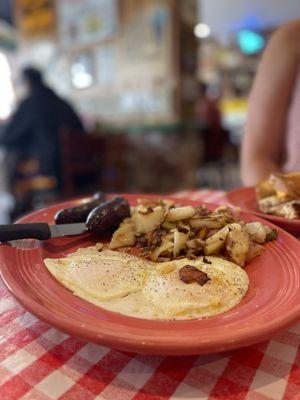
(194, 23), (210, 39)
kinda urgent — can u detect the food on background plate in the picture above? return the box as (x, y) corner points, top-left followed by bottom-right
(256, 173), (300, 219)
(44, 198), (277, 320)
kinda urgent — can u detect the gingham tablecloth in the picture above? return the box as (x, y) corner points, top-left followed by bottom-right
(1, 190), (300, 400)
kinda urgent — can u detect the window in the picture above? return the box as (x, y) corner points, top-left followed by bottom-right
(0, 52), (14, 120)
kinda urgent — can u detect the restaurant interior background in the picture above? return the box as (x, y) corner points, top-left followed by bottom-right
(0, 0), (299, 222)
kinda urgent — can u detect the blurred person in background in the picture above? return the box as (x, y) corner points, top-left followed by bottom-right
(195, 82), (222, 133)
(241, 19), (300, 185)
(0, 67), (85, 186)
(0, 66), (85, 217)
(195, 81), (228, 162)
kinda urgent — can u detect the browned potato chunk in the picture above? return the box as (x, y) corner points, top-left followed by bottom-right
(244, 222), (271, 244)
(109, 219), (136, 249)
(165, 206), (195, 222)
(204, 223), (241, 255)
(173, 229), (188, 257)
(132, 205), (164, 234)
(246, 242), (263, 262)
(150, 241), (173, 261)
(190, 218), (223, 229)
(226, 230), (250, 267)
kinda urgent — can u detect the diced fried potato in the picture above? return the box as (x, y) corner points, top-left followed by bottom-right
(204, 223), (241, 256)
(226, 230), (250, 267)
(214, 205), (231, 213)
(160, 199), (175, 207)
(186, 239), (198, 249)
(214, 205), (240, 221)
(109, 219), (136, 249)
(206, 228), (219, 238)
(163, 232), (174, 242)
(150, 241), (173, 261)
(162, 221), (177, 230)
(243, 222), (271, 243)
(173, 229), (188, 257)
(165, 206), (195, 222)
(204, 240), (224, 255)
(186, 238), (204, 250)
(110, 198), (277, 266)
(189, 218), (223, 229)
(205, 223), (241, 246)
(132, 205), (164, 234)
(176, 222), (190, 232)
(198, 227), (207, 239)
(246, 242), (263, 262)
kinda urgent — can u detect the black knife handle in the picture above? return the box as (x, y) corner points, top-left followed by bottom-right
(0, 223), (51, 242)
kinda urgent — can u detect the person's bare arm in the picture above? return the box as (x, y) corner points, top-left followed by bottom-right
(241, 20), (300, 186)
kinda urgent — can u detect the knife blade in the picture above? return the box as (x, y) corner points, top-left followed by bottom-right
(0, 222), (87, 242)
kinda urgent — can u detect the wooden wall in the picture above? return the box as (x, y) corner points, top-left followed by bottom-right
(14, 0), (198, 127)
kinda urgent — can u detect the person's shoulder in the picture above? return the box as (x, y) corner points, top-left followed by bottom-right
(14, 96), (34, 113)
(19, 96), (31, 105)
(266, 19), (300, 58)
(273, 19), (300, 44)
(279, 19), (300, 33)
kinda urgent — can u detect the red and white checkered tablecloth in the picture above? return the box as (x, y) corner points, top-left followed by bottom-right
(1, 190), (300, 400)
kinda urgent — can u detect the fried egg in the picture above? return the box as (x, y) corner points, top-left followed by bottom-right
(44, 246), (249, 320)
(143, 257), (248, 319)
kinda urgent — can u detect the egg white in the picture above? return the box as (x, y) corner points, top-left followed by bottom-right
(44, 246), (249, 320)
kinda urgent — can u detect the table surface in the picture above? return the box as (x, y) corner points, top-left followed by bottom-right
(1, 190), (300, 400)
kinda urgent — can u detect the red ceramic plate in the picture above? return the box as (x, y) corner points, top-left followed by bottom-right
(1, 194), (300, 355)
(226, 186), (300, 236)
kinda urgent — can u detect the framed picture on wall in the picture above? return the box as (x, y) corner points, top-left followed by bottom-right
(16, 0), (56, 38)
(58, 0), (118, 48)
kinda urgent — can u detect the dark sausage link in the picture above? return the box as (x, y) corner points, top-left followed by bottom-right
(86, 197), (130, 234)
(54, 192), (106, 224)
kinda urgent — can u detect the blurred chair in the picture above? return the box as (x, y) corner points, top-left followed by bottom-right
(98, 132), (128, 193)
(10, 159), (58, 220)
(59, 130), (105, 197)
(202, 127), (230, 162)
(198, 127), (240, 189)
(59, 130), (127, 197)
